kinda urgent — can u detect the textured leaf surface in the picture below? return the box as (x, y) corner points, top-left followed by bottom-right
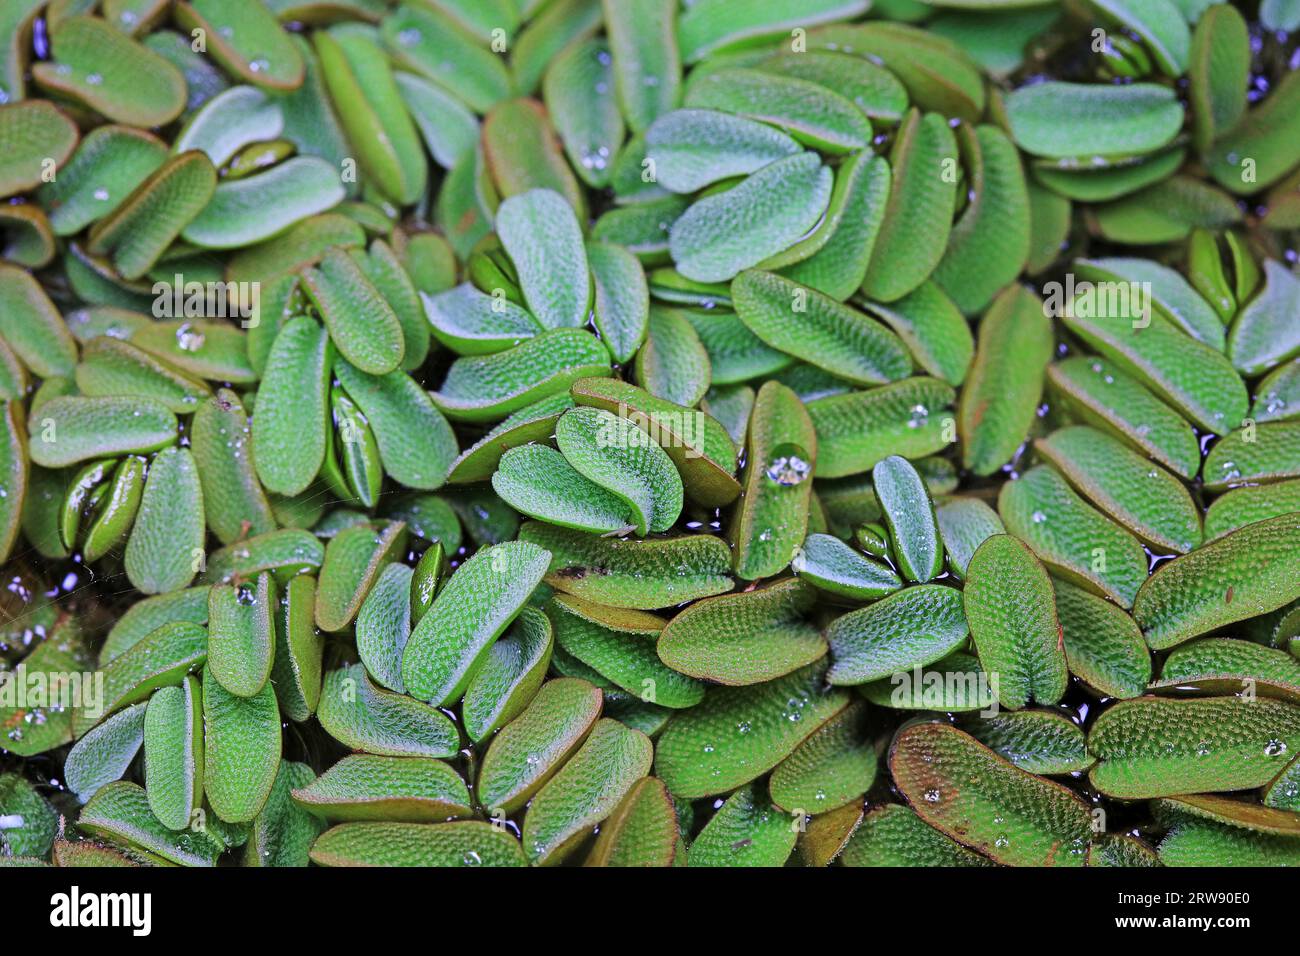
(964, 534), (1068, 710)
(497, 189), (591, 330)
(124, 447), (205, 596)
(476, 677), (603, 814)
(520, 521), (733, 610)
(1047, 356), (1200, 480)
(311, 821), (526, 867)
(79, 782), (222, 866)
(550, 595), (701, 709)
(523, 718), (652, 865)
(1054, 579), (1151, 700)
(658, 579), (824, 686)
(292, 755), (472, 823)
(891, 722), (1092, 866)
(655, 662), (849, 798)
(828, 585), (969, 686)
(669, 152), (832, 283)
(208, 574), (275, 698)
(253, 317), (332, 496)
(571, 376), (740, 507)
(585, 775), (679, 867)
(402, 541), (550, 705)
(30, 396), (176, 469)
(685, 68), (872, 154)
(731, 381), (817, 580)
(687, 784), (796, 867)
(808, 377), (957, 478)
(143, 675), (203, 831)
(1089, 696), (1300, 798)
(1036, 425), (1202, 554)
(734, 271), (910, 387)
(556, 406), (684, 536)
(841, 804), (993, 867)
(791, 532), (901, 600)
(958, 285), (1052, 476)
(1133, 514), (1300, 649)
(202, 666), (281, 824)
(769, 702), (875, 815)
(646, 109), (800, 194)
(317, 664), (460, 759)
(433, 329), (612, 423)
(1005, 82), (1183, 160)
(999, 465), (1148, 609)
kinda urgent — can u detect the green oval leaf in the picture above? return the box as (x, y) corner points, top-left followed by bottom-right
(462, 604), (553, 743)
(808, 377), (957, 479)
(182, 157), (344, 249)
(310, 821), (526, 867)
(315, 27), (426, 204)
(958, 284), (1052, 476)
(1036, 425), (1202, 554)
(202, 665), (281, 824)
(635, 306), (711, 407)
(685, 68), (872, 154)
(769, 701), (875, 815)
(890, 722), (1092, 866)
(125, 447), (205, 596)
(270, 574), (323, 722)
(523, 717), (652, 865)
(64, 701), (147, 805)
(734, 270), (911, 386)
(964, 534), (1068, 710)
(932, 124), (1030, 315)
(519, 520), (733, 610)
(86, 151), (216, 281)
(78, 782), (223, 866)
(999, 464), (1148, 608)
(143, 674), (203, 831)
(828, 585), (969, 686)
(1005, 82), (1183, 161)
(669, 152), (832, 284)
(688, 783), (796, 867)
(1054, 578), (1151, 700)
(658, 578), (825, 686)
(29, 395), (177, 470)
(318, 664), (460, 758)
(1047, 356), (1201, 480)
(860, 110), (959, 303)
(872, 455), (944, 583)
(585, 775), (679, 867)
(556, 405), (684, 536)
(1228, 260), (1300, 377)
(33, 15), (186, 127)
(208, 573), (276, 698)
(1089, 696), (1300, 798)
(476, 676), (604, 814)
(301, 246), (405, 375)
(934, 496), (1004, 581)
(655, 661), (849, 798)
(841, 804), (994, 867)
(791, 531), (902, 599)
(961, 709), (1092, 775)
(291, 755), (472, 822)
(645, 108), (801, 194)
(496, 188), (591, 330)
(1133, 513), (1300, 649)
(190, 389), (276, 546)
(433, 329), (612, 423)
(1061, 291), (1248, 435)
(549, 594), (702, 709)
(402, 540), (550, 705)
